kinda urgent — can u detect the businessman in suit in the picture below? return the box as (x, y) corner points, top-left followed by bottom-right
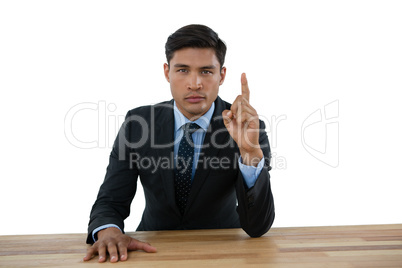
(84, 24), (275, 263)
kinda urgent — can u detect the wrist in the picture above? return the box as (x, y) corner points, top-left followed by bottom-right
(240, 149), (263, 167)
(98, 227), (122, 239)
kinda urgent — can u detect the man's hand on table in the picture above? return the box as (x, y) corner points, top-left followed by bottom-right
(83, 227), (157, 263)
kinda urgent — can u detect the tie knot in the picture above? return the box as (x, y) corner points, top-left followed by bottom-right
(183, 122), (200, 134)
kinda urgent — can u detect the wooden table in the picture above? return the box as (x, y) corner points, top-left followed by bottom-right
(0, 224), (401, 267)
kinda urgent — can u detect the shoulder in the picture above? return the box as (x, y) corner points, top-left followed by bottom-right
(214, 96), (232, 114)
(120, 100), (174, 144)
(124, 100), (175, 126)
(126, 99), (174, 117)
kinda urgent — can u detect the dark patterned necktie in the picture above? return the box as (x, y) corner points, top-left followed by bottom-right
(175, 122), (199, 215)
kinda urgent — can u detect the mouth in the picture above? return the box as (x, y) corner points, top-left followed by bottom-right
(185, 95), (205, 103)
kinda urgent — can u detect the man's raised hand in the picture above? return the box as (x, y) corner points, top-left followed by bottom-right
(222, 73), (263, 166)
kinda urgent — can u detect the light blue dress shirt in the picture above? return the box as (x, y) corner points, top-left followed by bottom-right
(92, 101), (264, 241)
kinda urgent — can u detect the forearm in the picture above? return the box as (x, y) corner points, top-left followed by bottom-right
(87, 140), (139, 244)
(235, 120), (275, 237)
(236, 167), (275, 237)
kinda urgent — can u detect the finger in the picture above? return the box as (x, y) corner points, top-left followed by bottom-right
(97, 244), (107, 263)
(142, 242), (158, 253)
(239, 110), (259, 125)
(130, 240), (157, 253)
(107, 242), (119, 263)
(241, 73), (250, 102)
(230, 95), (243, 117)
(239, 99), (257, 116)
(83, 247), (96, 261)
(236, 97), (245, 125)
(232, 95), (255, 119)
(222, 110), (233, 126)
(117, 242), (128, 261)
(237, 97), (258, 124)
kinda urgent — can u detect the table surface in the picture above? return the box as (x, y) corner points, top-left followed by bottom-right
(0, 224), (401, 267)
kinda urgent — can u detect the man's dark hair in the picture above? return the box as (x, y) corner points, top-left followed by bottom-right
(165, 24), (227, 69)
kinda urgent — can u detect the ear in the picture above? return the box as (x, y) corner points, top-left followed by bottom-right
(219, 66), (227, 85)
(163, 63), (170, 82)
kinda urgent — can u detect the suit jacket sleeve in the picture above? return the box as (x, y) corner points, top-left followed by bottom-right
(235, 120), (275, 237)
(86, 110), (139, 244)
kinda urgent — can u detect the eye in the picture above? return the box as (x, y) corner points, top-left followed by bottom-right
(201, 70), (212, 74)
(177, 69), (188, 73)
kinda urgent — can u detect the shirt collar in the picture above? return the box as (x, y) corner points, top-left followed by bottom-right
(173, 101), (215, 132)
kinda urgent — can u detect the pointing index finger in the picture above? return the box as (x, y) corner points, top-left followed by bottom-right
(241, 73), (250, 102)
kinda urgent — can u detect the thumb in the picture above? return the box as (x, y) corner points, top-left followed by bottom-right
(222, 109), (233, 127)
(128, 239), (157, 253)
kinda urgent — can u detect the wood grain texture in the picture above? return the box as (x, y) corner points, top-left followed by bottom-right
(0, 224), (401, 267)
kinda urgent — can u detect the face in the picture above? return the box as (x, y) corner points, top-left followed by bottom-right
(164, 48), (226, 120)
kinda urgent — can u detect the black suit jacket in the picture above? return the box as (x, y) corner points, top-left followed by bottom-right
(87, 96), (275, 244)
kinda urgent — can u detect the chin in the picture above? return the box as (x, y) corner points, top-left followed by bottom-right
(187, 106), (207, 118)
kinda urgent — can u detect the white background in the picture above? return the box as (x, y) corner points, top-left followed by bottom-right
(0, 0), (401, 235)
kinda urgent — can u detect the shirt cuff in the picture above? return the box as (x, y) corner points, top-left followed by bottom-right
(238, 156), (264, 189)
(92, 224), (122, 242)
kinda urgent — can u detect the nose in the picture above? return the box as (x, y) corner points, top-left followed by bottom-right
(187, 73), (202, 90)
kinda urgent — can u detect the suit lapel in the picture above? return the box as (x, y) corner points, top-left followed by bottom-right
(153, 100), (180, 215)
(186, 97), (231, 211)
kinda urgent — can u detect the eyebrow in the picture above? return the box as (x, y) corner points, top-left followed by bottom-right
(173, 64), (216, 69)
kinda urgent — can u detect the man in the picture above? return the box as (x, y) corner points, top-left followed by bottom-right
(84, 24), (275, 263)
